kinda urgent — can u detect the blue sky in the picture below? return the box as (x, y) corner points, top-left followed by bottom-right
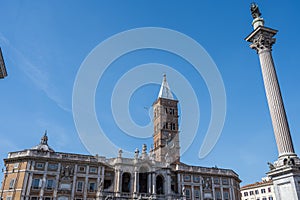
(0, 1), (300, 186)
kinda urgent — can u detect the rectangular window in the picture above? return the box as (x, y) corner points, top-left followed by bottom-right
(77, 181), (84, 192)
(194, 189), (200, 198)
(222, 178), (229, 185)
(244, 192), (248, 196)
(46, 179), (55, 190)
(9, 179), (15, 189)
(268, 197), (273, 200)
(13, 163), (19, 169)
(193, 176), (200, 183)
(36, 163), (44, 169)
(89, 167), (97, 173)
(268, 187), (271, 192)
(88, 182), (96, 192)
(255, 190), (259, 194)
(48, 163), (58, 170)
(214, 178), (220, 184)
(262, 198), (267, 200)
(44, 198), (52, 200)
(216, 190), (222, 200)
(32, 178), (41, 189)
(186, 188), (191, 199)
(261, 188), (266, 193)
(30, 197), (38, 200)
(250, 191), (254, 195)
(184, 175), (191, 182)
(224, 191), (229, 200)
(78, 166), (86, 173)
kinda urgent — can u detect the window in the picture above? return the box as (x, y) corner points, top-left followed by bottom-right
(171, 123), (176, 130)
(32, 178), (41, 189)
(13, 163), (19, 169)
(268, 197), (273, 200)
(48, 163), (58, 170)
(194, 189), (200, 198)
(9, 179), (15, 189)
(88, 182), (96, 192)
(261, 188), (266, 193)
(44, 198), (52, 200)
(46, 179), (55, 190)
(255, 190), (259, 194)
(78, 166), (86, 173)
(193, 176), (200, 183)
(6, 196), (12, 200)
(268, 187), (271, 192)
(30, 197), (38, 200)
(224, 191), (229, 200)
(215, 190), (222, 200)
(185, 188), (191, 199)
(184, 175), (191, 182)
(244, 192), (249, 196)
(222, 178), (229, 185)
(214, 178), (220, 184)
(250, 191), (254, 195)
(89, 167), (97, 173)
(77, 181), (83, 192)
(36, 163), (44, 169)
(262, 198), (267, 200)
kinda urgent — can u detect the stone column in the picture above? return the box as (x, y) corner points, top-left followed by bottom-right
(115, 169), (121, 196)
(177, 173), (181, 196)
(39, 162), (48, 199)
(25, 161), (35, 200)
(53, 163), (61, 200)
(152, 173), (156, 195)
(246, 25), (296, 158)
(22, 161), (31, 199)
(133, 170), (139, 196)
(71, 164), (78, 199)
(148, 173), (152, 193)
(84, 166), (89, 199)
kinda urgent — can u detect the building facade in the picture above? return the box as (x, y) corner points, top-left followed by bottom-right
(0, 75), (241, 200)
(241, 178), (275, 200)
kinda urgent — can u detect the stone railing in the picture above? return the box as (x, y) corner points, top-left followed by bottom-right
(7, 149), (107, 163)
(175, 164), (238, 177)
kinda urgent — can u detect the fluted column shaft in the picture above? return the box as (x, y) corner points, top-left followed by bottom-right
(247, 26), (296, 158)
(258, 49), (295, 157)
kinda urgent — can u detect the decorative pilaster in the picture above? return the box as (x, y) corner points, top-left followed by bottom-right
(71, 164), (78, 199)
(39, 162), (48, 200)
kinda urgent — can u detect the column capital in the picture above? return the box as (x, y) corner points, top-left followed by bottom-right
(245, 26), (278, 53)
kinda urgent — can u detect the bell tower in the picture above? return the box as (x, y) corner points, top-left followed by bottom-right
(152, 74), (180, 162)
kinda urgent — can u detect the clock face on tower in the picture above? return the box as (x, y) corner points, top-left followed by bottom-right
(162, 131), (169, 139)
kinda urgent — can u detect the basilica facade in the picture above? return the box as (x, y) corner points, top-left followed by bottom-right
(0, 75), (241, 200)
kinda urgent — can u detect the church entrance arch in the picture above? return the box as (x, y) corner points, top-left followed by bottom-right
(156, 175), (164, 194)
(139, 166), (149, 193)
(122, 172), (131, 193)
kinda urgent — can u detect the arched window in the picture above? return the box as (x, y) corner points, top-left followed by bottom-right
(122, 172), (131, 193)
(156, 175), (164, 194)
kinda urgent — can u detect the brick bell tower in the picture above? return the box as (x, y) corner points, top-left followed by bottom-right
(152, 74), (180, 163)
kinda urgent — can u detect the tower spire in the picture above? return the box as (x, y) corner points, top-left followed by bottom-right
(158, 74), (174, 100)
